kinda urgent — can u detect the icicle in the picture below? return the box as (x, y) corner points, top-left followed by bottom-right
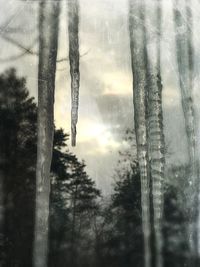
(174, 0), (199, 257)
(33, 1), (60, 267)
(129, 1), (152, 267)
(67, 0), (80, 147)
(144, 0), (165, 266)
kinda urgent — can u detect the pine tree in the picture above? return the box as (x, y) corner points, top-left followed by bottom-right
(0, 69), (100, 267)
(50, 156), (101, 267)
(0, 68), (37, 267)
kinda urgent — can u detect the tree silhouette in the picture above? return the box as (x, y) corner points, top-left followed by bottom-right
(163, 185), (189, 267)
(49, 131), (101, 267)
(0, 68), (37, 267)
(0, 69), (100, 267)
(110, 161), (143, 267)
(90, 134), (143, 267)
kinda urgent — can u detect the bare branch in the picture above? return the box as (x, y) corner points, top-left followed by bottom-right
(0, 36), (38, 62)
(0, 34), (38, 56)
(57, 49), (90, 71)
(0, 32), (90, 64)
(0, 50), (34, 63)
(57, 49), (90, 63)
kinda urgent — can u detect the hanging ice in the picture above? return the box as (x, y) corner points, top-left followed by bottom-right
(67, 0), (80, 147)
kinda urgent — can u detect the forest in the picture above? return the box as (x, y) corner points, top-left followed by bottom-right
(0, 0), (200, 267)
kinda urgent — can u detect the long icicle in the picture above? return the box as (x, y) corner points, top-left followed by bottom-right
(173, 0), (198, 260)
(67, 0), (80, 147)
(129, 1), (152, 267)
(144, 0), (165, 266)
(33, 1), (60, 267)
(186, 1), (200, 258)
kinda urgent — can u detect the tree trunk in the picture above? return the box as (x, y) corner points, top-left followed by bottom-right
(173, 0), (199, 258)
(33, 1), (60, 267)
(67, 0), (80, 147)
(129, 2), (152, 267)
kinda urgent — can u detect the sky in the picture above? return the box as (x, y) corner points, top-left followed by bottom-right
(1, 0), (200, 194)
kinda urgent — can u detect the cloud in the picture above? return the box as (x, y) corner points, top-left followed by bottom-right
(2, 0), (200, 194)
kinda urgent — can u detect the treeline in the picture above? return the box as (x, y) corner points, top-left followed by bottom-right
(0, 69), (192, 267)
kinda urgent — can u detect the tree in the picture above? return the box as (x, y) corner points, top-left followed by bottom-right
(89, 130), (143, 267)
(0, 68), (101, 267)
(0, 68), (37, 267)
(33, 1), (61, 267)
(163, 187), (189, 267)
(110, 161), (143, 267)
(163, 166), (191, 267)
(49, 131), (101, 267)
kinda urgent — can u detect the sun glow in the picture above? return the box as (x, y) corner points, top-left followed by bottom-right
(103, 72), (132, 96)
(77, 121), (121, 154)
